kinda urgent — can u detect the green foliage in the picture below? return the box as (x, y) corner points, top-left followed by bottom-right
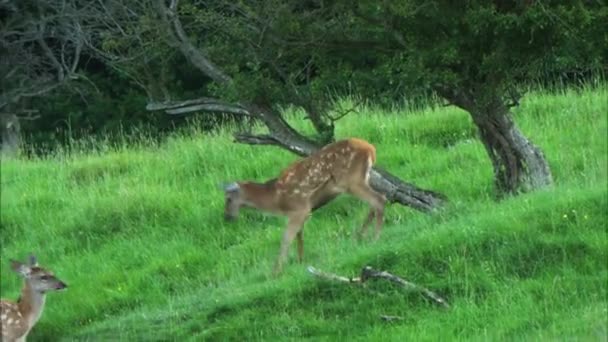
(383, 1), (606, 88)
(169, 0), (608, 116)
(18, 1), (607, 150)
(1, 85), (606, 340)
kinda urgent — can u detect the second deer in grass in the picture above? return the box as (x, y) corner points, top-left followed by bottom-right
(223, 138), (387, 275)
(1, 255), (67, 342)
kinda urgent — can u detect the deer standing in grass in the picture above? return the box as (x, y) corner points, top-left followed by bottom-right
(1, 255), (67, 342)
(223, 138), (387, 275)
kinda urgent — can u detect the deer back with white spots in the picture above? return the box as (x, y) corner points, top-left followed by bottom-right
(1, 255), (67, 342)
(222, 138), (387, 275)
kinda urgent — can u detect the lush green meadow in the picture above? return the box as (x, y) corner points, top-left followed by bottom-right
(1, 85), (606, 341)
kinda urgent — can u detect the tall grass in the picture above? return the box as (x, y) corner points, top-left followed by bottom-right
(1, 85), (606, 341)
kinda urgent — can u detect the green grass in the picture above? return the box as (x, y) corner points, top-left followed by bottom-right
(1, 85), (607, 341)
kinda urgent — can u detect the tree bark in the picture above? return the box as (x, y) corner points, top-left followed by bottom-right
(471, 106), (553, 195)
(1, 113), (21, 157)
(435, 86), (553, 195)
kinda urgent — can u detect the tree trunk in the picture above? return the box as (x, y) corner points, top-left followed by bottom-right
(435, 86), (553, 196)
(471, 106), (553, 195)
(1, 113), (21, 157)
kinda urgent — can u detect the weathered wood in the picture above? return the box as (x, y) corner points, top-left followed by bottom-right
(146, 98), (250, 116)
(306, 266), (360, 283)
(307, 265), (449, 308)
(380, 314), (404, 322)
(360, 266), (449, 308)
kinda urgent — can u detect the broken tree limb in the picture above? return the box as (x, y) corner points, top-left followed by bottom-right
(233, 132), (313, 157)
(380, 315), (404, 322)
(360, 266), (449, 308)
(146, 98), (250, 116)
(307, 265), (449, 308)
(306, 266), (360, 283)
(369, 167), (446, 212)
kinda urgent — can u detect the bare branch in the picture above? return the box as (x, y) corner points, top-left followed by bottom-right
(360, 266), (449, 308)
(37, 36), (65, 82)
(1, 0), (86, 112)
(146, 98), (250, 115)
(306, 266), (361, 283)
(307, 265), (449, 308)
(167, 103), (248, 115)
(327, 98), (364, 122)
(157, 0), (232, 84)
(234, 132), (311, 157)
(17, 109), (41, 121)
(380, 315), (404, 322)
(69, 22), (83, 74)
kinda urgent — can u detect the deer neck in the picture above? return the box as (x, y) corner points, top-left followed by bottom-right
(17, 281), (46, 330)
(242, 181), (281, 214)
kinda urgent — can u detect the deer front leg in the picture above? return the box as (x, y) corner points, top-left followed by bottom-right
(273, 211), (309, 276)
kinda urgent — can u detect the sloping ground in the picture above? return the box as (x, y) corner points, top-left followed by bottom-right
(0, 86), (606, 341)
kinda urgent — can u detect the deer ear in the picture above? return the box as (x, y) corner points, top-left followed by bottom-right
(10, 260), (32, 277)
(28, 254), (38, 267)
(223, 182), (240, 193)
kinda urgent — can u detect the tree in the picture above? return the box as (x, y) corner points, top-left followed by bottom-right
(0, 0), (87, 156)
(344, 0), (606, 195)
(81, 0), (447, 212)
(164, 0), (605, 196)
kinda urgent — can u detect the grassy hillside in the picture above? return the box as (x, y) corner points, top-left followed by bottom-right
(1, 85), (606, 341)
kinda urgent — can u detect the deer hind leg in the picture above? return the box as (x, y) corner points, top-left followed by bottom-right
(296, 230), (304, 263)
(355, 209), (375, 240)
(349, 184), (386, 241)
(273, 211), (309, 276)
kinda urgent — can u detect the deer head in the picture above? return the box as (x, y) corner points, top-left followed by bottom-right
(222, 178), (281, 221)
(10, 255), (67, 293)
(223, 181), (242, 221)
(1, 254), (67, 341)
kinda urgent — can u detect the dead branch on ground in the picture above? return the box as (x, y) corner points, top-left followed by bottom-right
(307, 265), (449, 309)
(380, 314), (404, 322)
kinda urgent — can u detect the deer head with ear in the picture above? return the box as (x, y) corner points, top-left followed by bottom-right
(11, 259), (33, 278)
(2, 254), (68, 341)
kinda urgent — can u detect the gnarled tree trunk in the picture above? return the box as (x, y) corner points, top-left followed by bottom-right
(471, 105), (553, 195)
(436, 87), (553, 195)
